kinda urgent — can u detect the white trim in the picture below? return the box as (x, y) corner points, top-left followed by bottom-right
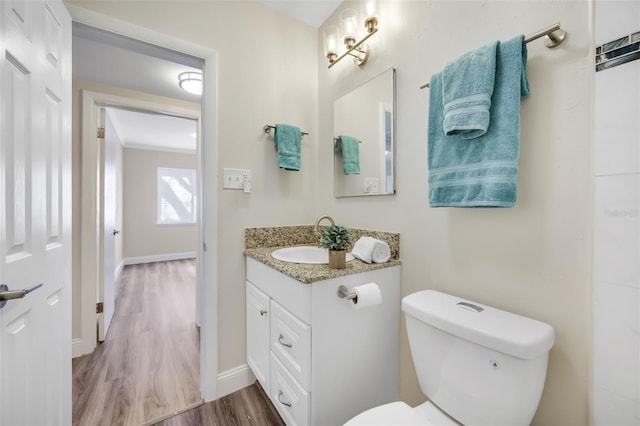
(123, 252), (197, 266)
(66, 4), (213, 59)
(69, 5), (219, 402)
(217, 364), (256, 398)
(114, 260), (124, 281)
(123, 142), (197, 155)
(72, 339), (83, 359)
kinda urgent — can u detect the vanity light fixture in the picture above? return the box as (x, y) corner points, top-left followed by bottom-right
(324, 0), (379, 68)
(178, 71), (202, 96)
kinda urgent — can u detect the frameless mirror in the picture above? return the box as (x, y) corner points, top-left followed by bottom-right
(333, 67), (395, 197)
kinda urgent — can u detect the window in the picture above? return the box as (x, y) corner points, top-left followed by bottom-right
(157, 167), (197, 225)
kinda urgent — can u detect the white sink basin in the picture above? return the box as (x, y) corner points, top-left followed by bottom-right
(271, 246), (355, 264)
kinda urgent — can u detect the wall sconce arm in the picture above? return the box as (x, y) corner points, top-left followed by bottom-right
(328, 27), (378, 69)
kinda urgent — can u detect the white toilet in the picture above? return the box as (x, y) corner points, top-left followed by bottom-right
(345, 290), (555, 426)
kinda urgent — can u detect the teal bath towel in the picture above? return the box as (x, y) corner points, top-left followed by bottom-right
(274, 124), (301, 171)
(428, 35), (529, 208)
(338, 135), (360, 175)
(442, 40), (498, 139)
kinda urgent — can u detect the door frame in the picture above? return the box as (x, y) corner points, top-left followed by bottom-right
(70, 4), (219, 402)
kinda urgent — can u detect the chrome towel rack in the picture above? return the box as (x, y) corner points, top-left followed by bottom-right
(333, 137), (363, 144)
(264, 124), (309, 136)
(419, 22), (567, 89)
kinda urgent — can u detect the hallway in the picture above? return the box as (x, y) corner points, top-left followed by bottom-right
(72, 259), (200, 425)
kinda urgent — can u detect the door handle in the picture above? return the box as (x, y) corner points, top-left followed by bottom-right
(0, 283), (44, 309)
(113, 229), (120, 236)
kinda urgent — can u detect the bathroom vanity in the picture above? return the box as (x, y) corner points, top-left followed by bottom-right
(244, 226), (401, 426)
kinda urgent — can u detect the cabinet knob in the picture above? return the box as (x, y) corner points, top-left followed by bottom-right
(260, 309), (267, 316)
(278, 390), (292, 407)
(278, 333), (293, 348)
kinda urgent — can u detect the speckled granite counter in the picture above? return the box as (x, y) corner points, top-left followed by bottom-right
(243, 225), (401, 284)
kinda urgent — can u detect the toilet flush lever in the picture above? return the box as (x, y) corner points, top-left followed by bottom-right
(457, 301), (484, 312)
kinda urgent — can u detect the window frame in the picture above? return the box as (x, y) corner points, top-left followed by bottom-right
(157, 166), (197, 226)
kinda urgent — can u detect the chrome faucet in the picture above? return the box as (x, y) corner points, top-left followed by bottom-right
(314, 215), (335, 234)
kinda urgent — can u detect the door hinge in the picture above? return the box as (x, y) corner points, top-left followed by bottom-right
(97, 127), (105, 139)
(96, 302), (104, 314)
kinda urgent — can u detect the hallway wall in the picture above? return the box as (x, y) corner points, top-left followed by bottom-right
(123, 147), (198, 260)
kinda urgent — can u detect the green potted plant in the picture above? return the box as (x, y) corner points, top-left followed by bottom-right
(318, 224), (351, 269)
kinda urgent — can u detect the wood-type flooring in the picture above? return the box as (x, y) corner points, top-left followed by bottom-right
(72, 259), (201, 426)
(153, 381), (285, 426)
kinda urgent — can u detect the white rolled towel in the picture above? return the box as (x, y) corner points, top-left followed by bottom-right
(351, 236), (391, 264)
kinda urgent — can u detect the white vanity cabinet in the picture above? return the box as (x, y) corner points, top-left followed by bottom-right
(245, 257), (401, 426)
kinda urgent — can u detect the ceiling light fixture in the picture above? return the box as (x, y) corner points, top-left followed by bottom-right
(178, 71), (202, 95)
(324, 0), (379, 68)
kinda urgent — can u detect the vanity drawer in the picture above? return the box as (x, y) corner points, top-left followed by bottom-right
(271, 353), (310, 426)
(270, 299), (311, 390)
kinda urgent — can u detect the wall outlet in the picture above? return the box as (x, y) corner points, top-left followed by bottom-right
(364, 178), (379, 193)
(223, 168), (251, 189)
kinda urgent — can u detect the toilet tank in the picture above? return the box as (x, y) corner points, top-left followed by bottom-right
(402, 290), (554, 426)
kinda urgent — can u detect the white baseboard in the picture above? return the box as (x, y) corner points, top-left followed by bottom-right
(217, 364), (256, 398)
(123, 251), (196, 266)
(72, 338), (83, 359)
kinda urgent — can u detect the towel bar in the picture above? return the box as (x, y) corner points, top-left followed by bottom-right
(263, 124), (308, 136)
(419, 22), (567, 89)
(333, 137), (362, 144)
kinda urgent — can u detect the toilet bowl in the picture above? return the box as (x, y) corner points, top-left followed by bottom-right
(344, 290), (555, 426)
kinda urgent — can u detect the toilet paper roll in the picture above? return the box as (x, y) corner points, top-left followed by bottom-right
(351, 283), (382, 309)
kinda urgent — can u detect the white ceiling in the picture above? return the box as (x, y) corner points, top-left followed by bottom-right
(258, 0), (342, 27)
(73, 1), (342, 153)
(106, 108), (198, 154)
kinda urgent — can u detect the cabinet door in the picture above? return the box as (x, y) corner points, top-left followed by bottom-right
(246, 281), (271, 391)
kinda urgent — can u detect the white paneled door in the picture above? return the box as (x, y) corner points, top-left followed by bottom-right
(0, 0), (72, 424)
(98, 108), (116, 341)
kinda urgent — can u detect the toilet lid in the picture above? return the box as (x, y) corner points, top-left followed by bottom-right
(343, 401), (426, 426)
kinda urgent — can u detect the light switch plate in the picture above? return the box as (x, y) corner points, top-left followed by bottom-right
(223, 168), (251, 189)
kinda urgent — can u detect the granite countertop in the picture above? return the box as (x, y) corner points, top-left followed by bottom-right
(244, 225), (401, 284)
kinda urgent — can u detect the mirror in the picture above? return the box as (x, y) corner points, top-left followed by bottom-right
(333, 68), (395, 197)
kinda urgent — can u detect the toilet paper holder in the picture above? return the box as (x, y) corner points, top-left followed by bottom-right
(337, 285), (357, 301)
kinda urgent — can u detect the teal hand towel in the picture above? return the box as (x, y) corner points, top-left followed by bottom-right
(428, 35), (529, 208)
(442, 40), (498, 139)
(339, 135), (360, 175)
(274, 124), (301, 171)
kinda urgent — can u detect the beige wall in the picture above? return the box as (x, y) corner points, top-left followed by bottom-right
(67, 1), (318, 372)
(69, 1), (594, 423)
(123, 147), (198, 258)
(71, 79), (200, 340)
(318, 1), (593, 425)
